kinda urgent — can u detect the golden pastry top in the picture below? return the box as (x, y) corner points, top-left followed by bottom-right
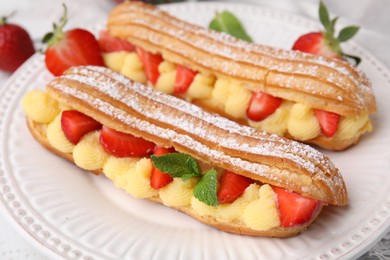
(107, 1), (376, 117)
(46, 65), (347, 205)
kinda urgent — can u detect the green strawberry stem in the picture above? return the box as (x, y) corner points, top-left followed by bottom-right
(42, 4), (68, 46)
(319, 1), (360, 65)
(0, 11), (16, 26)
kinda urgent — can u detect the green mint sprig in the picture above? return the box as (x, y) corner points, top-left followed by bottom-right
(209, 11), (253, 42)
(151, 153), (218, 206)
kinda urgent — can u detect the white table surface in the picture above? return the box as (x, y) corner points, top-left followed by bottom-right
(0, 0), (389, 259)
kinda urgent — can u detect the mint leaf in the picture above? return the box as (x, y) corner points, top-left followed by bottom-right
(337, 26), (359, 42)
(193, 169), (218, 207)
(150, 153), (202, 180)
(209, 11), (253, 42)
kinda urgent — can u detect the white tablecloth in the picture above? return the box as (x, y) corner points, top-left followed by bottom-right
(0, 0), (389, 259)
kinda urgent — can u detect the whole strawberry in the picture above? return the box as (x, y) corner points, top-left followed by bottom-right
(292, 1), (360, 65)
(0, 14), (35, 73)
(292, 1), (359, 138)
(42, 4), (103, 76)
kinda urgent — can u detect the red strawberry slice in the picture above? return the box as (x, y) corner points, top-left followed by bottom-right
(61, 110), (102, 144)
(246, 91), (283, 121)
(174, 65), (198, 94)
(272, 186), (320, 227)
(136, 46), (163, 85)
(217, 171), (253, 204)
(292, 2), (360, 64)
(0, 15), (35, 72)
(98, 30), (135, 53)
(314, 109), (340, 138)
(292, 32), (338, 59)
(150, 146), (175, 189)
(99, 126), (156, 158)
(42, 5), (104, 76)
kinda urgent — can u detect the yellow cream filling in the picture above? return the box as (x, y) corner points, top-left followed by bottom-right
(103, 51), (372, 141)
(22, 89), (323, 232)
(122, 158), (158, 199)
(249, 101), (293, 136)
(243, 184), (280, 230)
(186, 73), (215, 101)
(287, 103), (321, 141)
(159, 178), (198, 207)
(335, 113), (371, 139)
(215, 183), (260, 223)
(22, 90), (61, 124)
(73, 131), (108, 171)
(224, 80), (252, 119)
(155, 61), (176, 94)
(46, 113), (75, 153)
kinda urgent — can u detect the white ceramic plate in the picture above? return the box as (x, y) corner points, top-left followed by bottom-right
(1, 2), (390, 260)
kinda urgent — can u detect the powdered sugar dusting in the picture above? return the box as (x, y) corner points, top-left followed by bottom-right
(71, 67), (332, 172)
(109, 3), (374, 112)
(47, 66), (346, 204)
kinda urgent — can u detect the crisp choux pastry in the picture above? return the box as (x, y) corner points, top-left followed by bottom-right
(103, 1), (376, 150)
(22, 66), (347, 238)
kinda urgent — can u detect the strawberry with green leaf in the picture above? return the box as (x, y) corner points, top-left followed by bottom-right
(292, 1), (360, 137)
(150, 146), (175, 189)
(42, 4), (104, 76)
(151, 153), (218, 206)
(292, 1), (360, 64)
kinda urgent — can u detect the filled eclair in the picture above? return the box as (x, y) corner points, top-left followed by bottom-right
(100, 1), (376, 150)
(22, 65), (347, 238)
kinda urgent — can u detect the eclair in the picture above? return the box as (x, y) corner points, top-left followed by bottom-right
(101, 1), (376, 150)
(22, 65), (347, 238)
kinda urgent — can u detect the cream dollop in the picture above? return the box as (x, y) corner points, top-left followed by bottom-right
(186, 73), (215, 100)
(249, 101), (293, 136)
(155, 61), (176, 94)
(46, 113), (74, 153)
(243, 184), (280, 231)
(22, 90), (60, 124)
(123, 158), (158, 199)
(159, 178), (197, 207)
(287, 103), (321, 140)
(73, 131), (108, 170)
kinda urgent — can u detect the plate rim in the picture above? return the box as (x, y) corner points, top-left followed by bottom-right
(0, 2), (390, 260)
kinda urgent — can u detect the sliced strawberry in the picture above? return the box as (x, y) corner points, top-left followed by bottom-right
(314, 109), (340, 138)
(98, 30), (135, 53)
(272, 186), (320, 228)
(42, 5), (104, 76)
(136, 46), (163, 85)
(174, 65), (198, 94)
(61, 110), (102, 144)
(150, 146), (175, 189)
(217, 171), (253, 204)
(292, 32), (338, 59)
(99, 126), (156, 158)
(292, 2), (360, 63)
(246, 91), (283, 121)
